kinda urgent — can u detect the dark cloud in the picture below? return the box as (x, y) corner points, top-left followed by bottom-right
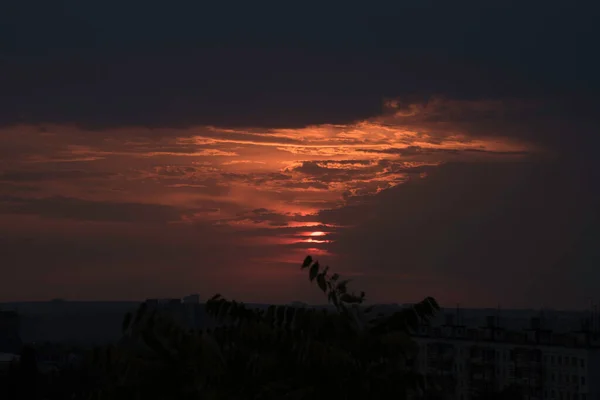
(289, 160), (429, 184)
(321, 161), (600, 308)
(0, 183), (40, 193)
(163, 178), (231, 197)
(221, 172), (292, 186)
(375, 98), (600, 162)
(0, 170), (116, 182)
(234, 208), (292, 226)
(232, 208), (321, 227)
(314, 160), (374, 166)
(280, 181), (330, 190)
(0, 195), (187, 223)
(359, 146), (529, 157)
(2, 2), (599, 135)
(151, 166), (195, 177)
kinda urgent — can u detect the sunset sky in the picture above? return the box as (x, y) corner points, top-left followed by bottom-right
(1, 3), (599, 308)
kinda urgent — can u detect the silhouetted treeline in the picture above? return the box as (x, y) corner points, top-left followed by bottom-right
(0, 257), (525, 399)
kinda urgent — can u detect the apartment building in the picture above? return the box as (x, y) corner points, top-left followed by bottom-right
(414, 314), (600, 400)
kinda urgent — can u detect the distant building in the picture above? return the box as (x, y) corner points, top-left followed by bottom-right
(146, 298), (181, 306)
(0, 352), (20, 372)
(414, 313), (600, 400)
(33, 343), (84, 372)
(143, 297), (203, 329)
(183, 294), (200, 304)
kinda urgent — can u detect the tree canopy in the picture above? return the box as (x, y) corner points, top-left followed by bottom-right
(4, 256), (441, 400)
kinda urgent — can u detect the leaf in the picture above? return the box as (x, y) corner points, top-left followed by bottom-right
(301, 255), (313, 269)
(340, 293), (361, 303)
(317, 273), (327, 293)
(336, 279), (351, 293)
(327, 291), (334, 303)
(134, 303), (147, 324)
(330, 293), (340, 309)
(122, 312), (132, 333)
(309, 262), (320, 281)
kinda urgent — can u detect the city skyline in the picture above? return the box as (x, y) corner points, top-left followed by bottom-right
(1, 3), (599, 309)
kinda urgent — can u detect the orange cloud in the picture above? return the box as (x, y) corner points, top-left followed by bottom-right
(0, 97), (539, 301)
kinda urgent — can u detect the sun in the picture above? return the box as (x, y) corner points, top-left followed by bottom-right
(310, 231), (326, 237)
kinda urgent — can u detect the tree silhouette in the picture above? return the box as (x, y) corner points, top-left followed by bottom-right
(88, 256), (440, 399)
(5, 346), (40, 400)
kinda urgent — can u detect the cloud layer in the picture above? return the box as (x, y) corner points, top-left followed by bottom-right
(0, 96), (562, 305)
(2, 2), (600, 307)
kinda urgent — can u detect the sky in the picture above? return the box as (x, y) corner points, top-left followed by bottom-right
(1, 2), (599, 309)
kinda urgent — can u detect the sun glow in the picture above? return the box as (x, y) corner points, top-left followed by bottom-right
(306, 238), (329, 244)
(310, 231), (326, 237)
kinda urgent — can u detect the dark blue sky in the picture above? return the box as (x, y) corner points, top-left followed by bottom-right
(2, 2), (599, 130)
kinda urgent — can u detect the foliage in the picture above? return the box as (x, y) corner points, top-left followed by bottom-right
(50, 256), (440, 399)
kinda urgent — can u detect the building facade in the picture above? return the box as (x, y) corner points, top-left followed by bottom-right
(414, 315), (600, 400)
